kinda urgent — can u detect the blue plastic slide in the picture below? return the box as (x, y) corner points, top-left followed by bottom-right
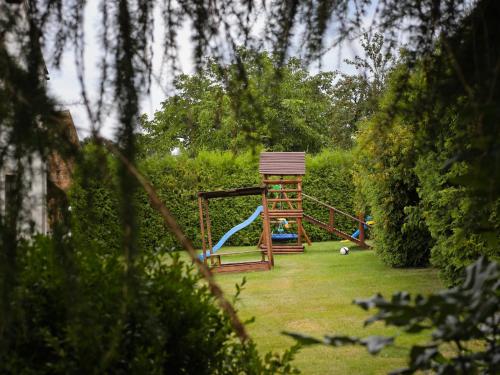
(199, 205), (264, 260)
(350, 216), (373, 239)
(351, 228), (361, 239)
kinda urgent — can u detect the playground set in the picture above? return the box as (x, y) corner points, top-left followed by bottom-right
(197, 152), (371, 273)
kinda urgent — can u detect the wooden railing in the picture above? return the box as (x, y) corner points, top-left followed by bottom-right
(302, 193), (371, 248)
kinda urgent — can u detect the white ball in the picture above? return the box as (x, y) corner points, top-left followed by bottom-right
(340, 246), (349, 255)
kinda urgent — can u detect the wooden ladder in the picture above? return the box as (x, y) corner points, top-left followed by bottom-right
(302, 193), (371, 249)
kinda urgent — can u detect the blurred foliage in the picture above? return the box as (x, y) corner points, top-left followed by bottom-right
(285, 256), (500, 374)
(0, 234), (300, 374)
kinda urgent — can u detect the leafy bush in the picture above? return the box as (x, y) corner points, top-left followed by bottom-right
(0, 233), (299, 374)
(408, 0), (500, 284)
(415, 150), (500, 284)
(286, 256), (500, 374)
(354, 0), (500, 282)
(70, 142), (122, 254)
(354, 66), (433, 267)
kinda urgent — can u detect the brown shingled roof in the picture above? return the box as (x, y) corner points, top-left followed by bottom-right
(259, 152), (306, 175)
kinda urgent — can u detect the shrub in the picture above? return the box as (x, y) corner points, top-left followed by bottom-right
(353, 0), (500, 283)
(354, 67), (433, 267)
(0, 235), (299, 374)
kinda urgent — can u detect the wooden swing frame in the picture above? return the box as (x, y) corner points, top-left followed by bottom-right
(198, 186), (274, 273)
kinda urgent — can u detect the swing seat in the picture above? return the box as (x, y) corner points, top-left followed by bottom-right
(272, 233), (298, 241)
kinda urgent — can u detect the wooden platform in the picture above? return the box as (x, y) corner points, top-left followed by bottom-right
(261, 244), (304, 254)
(210, 260), (271, 273)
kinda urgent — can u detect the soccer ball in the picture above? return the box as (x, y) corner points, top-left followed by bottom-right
(340, 246), (349, 255)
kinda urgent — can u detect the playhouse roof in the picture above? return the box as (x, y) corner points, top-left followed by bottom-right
(259, 152), (306, 175)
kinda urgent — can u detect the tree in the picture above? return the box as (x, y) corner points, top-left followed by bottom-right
(354, 61), (433, 267)
(141, 50), (337, 156)
(355, 0), (500, 283)
(327, 32), (395, 149)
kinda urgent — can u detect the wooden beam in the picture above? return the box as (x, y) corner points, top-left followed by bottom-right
(263, 179), (301, 184)
(198, 196), (207, 263)
(301, 224), (312, 246)
(203, 199), (215, 265)
(267, 210), (303, 218)
(267, 198), (301, 203)
(359, 213), (365, 246)
(297, 177), (303, 248)
(261, 244), (304, 254)
(262, 181), (274, 267)
(199, 186), (265, 199)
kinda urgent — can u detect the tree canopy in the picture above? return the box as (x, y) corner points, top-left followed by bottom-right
(142, 50), (339, 155)
(141, 38), (393, 156)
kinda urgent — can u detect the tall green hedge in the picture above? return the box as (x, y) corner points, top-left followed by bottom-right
(354, 66), (434, 268)
(354, 0), (500, 282)
(71, 146), (358, 254)
(137, 149), (358, 251)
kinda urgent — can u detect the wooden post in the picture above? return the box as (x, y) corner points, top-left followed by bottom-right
(358, 213), (365, 246)
(301, 224), (312, 246)
(262, 187), (274, 267)
(297, 176), (303, 248)
(329, 208), (335, 230)
(203, 199), (215, 265)
(256, 231), (264, 248)
(198, 196), (207, 264)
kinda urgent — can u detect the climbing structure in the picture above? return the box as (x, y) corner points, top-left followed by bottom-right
(258, 151), (371, 250)
(258, 152), (312, 254)
(198, 153), (370, 273)
(198, 186), (274, 273)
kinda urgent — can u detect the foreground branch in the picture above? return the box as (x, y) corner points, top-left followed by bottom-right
(99, 137), (249, 342)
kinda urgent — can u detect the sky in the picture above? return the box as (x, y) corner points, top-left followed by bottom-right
(46, 1), (371, 141)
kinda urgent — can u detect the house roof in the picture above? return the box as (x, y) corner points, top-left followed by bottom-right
(259, 152), (306, 176)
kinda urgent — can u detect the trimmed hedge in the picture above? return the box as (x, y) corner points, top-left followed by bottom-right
(71, 146), (359, 254)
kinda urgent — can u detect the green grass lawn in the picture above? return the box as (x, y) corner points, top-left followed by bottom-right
(208, 241), (442, 374)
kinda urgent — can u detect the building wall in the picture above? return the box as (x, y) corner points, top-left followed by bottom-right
(0, 153), (48, 235)
(1, 1), (77, 235)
